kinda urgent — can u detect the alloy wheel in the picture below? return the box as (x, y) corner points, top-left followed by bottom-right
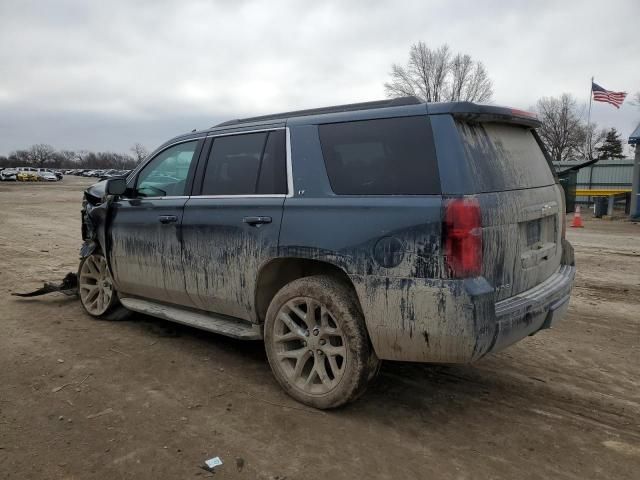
(273, 297), (348, 395)
(79, 254), (114, 316)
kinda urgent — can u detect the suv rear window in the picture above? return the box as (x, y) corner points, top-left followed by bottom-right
(456, 121), (556, 192)
(319, 116), (440, 195)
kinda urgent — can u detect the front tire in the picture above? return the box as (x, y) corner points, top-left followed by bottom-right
(78, 253), (119, 317)
(264, 275), (379, 409)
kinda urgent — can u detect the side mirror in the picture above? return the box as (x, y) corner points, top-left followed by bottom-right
(105, 177), (127, 196)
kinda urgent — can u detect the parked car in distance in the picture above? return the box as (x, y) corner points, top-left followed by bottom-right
(36, 168), (62, 180)
(79, 97), (576, 409)
(0, 168), (18, 181)
(37, 171), (58, 182)
(99, 169), (128, 180)
(16, 171), (39, 182)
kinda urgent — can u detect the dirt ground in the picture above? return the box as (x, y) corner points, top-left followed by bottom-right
(1, 176), (639, 480)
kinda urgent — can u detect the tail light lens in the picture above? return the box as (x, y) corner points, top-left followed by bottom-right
(443, 197), (483, 278)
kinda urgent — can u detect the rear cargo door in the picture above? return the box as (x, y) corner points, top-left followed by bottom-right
(435, 116), (563, 300)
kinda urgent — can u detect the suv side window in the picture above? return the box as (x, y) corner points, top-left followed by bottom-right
(201, 130), (287, 195)
(136, 141), (198, 197)
(318, 116), (440, 195)
(257, 130), (287, 194)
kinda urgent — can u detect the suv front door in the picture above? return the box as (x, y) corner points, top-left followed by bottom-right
(109, 138), (203, 305)
(181, 129), (288, 321)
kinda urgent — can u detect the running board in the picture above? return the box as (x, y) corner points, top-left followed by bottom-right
(119, 297), (263, 340)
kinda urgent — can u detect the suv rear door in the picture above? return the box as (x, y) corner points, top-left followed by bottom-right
(180, 128), (288, 321)
(433, 113), (562, 300)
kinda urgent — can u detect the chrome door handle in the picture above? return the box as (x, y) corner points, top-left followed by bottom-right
(243, 216), (272, 226)
(158, 215), (178, 224)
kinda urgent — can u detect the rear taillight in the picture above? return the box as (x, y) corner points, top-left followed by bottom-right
(443, 197), (483, 278)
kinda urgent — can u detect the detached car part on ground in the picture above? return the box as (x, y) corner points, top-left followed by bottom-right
(77, 97), (575, 409)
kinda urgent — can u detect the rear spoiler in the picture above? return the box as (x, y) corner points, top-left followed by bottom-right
(428, 102), (541, 128)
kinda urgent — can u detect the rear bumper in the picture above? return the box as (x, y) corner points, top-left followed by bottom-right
(489, 264), (575, 354)
(355, 264), (576, 364)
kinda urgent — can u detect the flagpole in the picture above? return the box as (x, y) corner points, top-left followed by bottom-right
(586, 76), (593, 159)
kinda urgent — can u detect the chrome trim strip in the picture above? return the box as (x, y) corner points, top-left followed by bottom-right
(189, 194), (286, 199)
(123, 196), (191, 200)
(205, 127), (285, 138)
(286, 126), (294, 198)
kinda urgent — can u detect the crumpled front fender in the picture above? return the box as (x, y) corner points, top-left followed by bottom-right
(79, 240), (97, 259)
(81, 181), (115, 258)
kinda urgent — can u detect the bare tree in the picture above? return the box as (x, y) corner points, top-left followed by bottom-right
(385, 42), (493, 103)
(575, 123), (607, 161)
(449, 54), (493, 102)
(73, 150), (90, 164)
(130, 143), (149, 164)
(535, 94), (586, 161)
(26, 144), (56, 167)
(8, 150), (30, 165)
(5, 145), (138, 169)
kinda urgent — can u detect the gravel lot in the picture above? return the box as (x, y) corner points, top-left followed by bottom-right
(1, 176), (639, 479)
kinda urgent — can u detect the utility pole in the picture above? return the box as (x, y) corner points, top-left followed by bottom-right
(586, 76), (594, 160)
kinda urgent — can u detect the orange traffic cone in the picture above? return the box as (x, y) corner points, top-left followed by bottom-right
(570, 205), (584, 228)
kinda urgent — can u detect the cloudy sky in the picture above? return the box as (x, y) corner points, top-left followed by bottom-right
(0, 0), (638, 155)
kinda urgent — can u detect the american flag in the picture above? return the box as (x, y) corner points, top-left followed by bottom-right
(592, 82), (627, 109)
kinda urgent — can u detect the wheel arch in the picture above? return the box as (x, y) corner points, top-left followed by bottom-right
(255, 257), (362, 325)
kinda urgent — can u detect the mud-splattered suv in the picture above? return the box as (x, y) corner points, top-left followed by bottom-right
(79, 97), (575, 409)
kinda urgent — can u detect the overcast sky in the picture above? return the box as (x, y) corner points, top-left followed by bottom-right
(0, 0), (638, 156)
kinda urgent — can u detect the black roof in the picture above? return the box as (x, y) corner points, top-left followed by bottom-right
(213, 97), (541, 129)
(154, 97), (541, 155)
(214, 96), (422, 128)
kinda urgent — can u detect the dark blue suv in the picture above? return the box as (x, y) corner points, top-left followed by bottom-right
(79, 97), (575, 408)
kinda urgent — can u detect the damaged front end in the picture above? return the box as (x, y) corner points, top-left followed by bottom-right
(81, 179), (113, 259)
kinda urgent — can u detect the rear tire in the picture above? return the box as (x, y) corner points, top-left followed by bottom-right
(78, 253), (120, 318)
(264, 275), (380, 409)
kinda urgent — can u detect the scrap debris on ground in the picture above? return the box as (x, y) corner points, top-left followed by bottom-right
(11, 271), (78, 297)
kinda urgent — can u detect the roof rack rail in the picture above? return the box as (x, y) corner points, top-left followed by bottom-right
(213, 96), (422, 128)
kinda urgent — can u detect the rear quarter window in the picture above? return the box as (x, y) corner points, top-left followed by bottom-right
(318, 116), (440, 195)
(456, 121), (555, 192)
